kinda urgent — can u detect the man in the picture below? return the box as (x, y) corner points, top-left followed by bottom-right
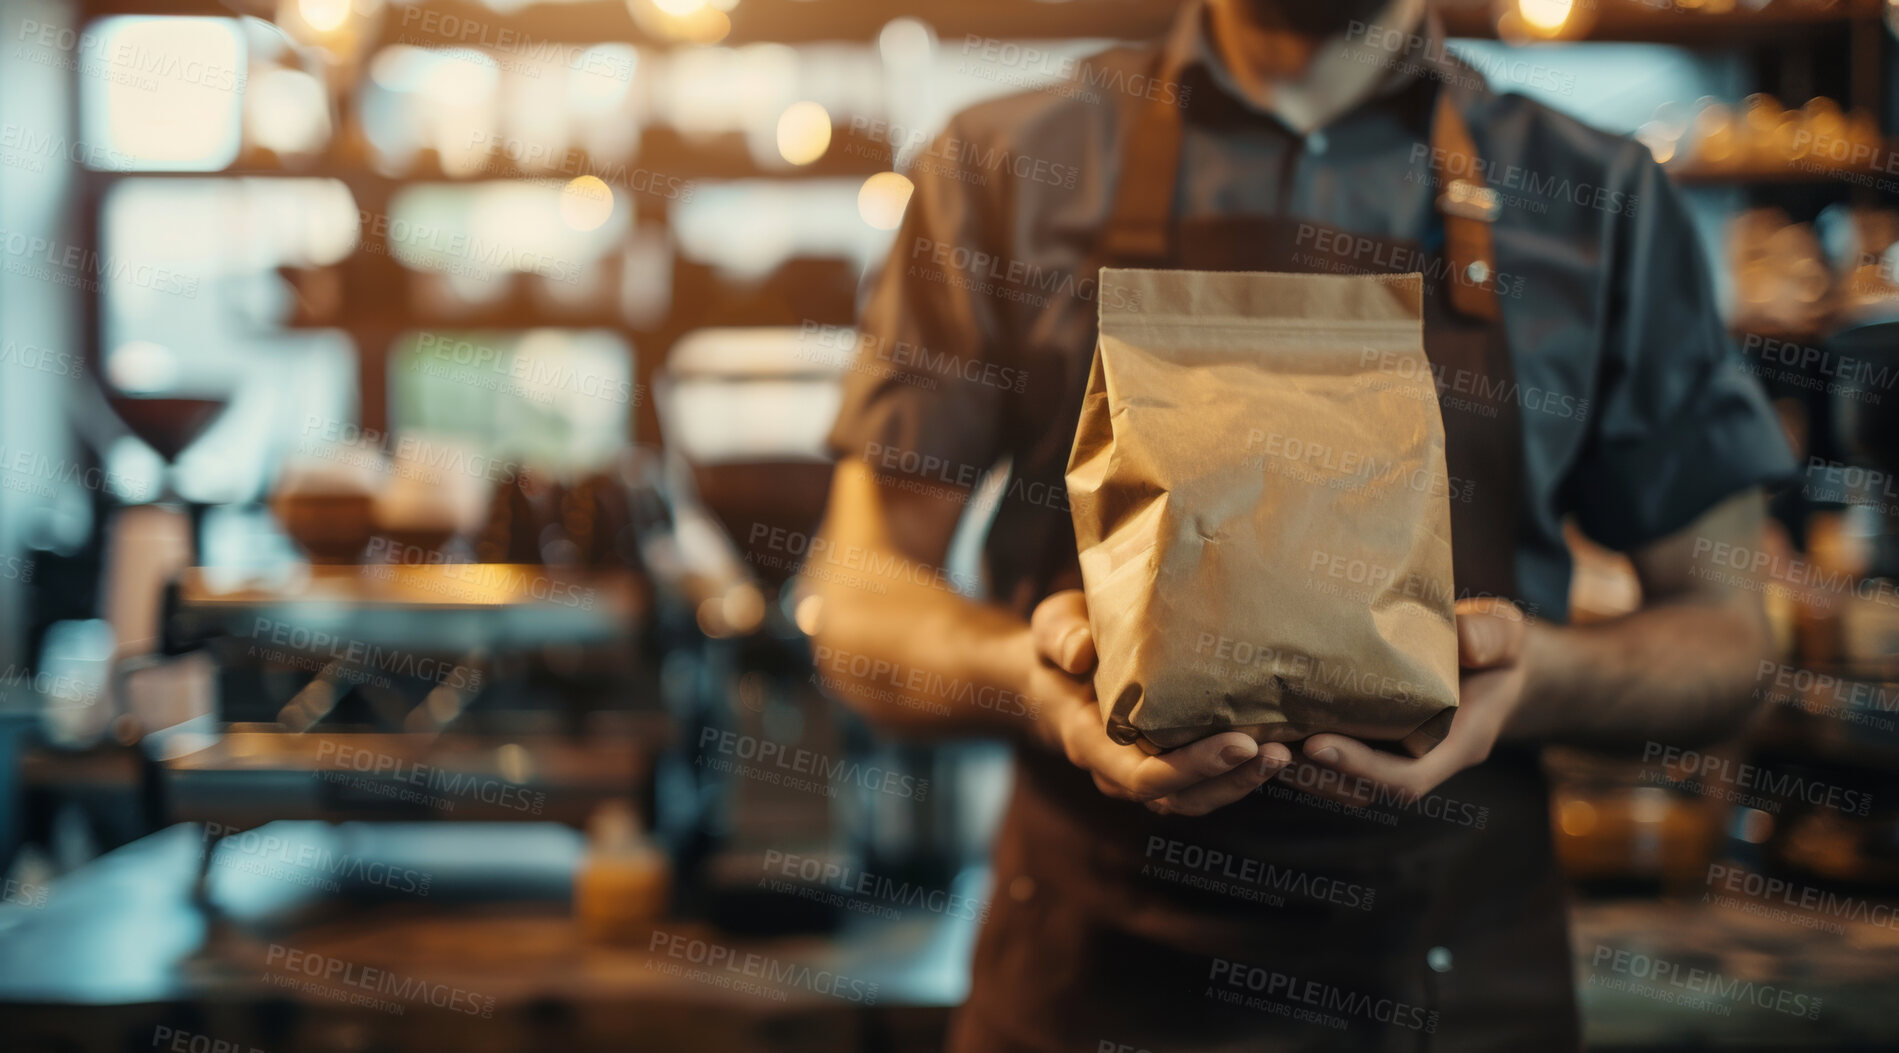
(805, 0), (1795, 1048)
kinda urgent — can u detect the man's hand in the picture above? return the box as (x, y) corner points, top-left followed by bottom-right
(1027, 590), (1291, 816)
(1302, 598), (1530, 803)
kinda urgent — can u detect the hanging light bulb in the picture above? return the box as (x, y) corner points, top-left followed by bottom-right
(775, 101), (832, 166)
(857, 171), (913, 230)
(1494, 0), (1595, 43)
(1516, 0), (1576, 35)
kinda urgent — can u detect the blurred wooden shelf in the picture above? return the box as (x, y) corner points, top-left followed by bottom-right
(1671, 157), (1899, 188)
(77, 124), (894, 187)
(76, 0), (1877, 48)
(77, 0), (1182, 47)
(1439, 0), (1877, 45)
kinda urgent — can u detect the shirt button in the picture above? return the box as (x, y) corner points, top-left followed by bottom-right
(1009, 876), (1036, 902)
(1307, 130), (1329, 156)
(1464, 260), (1491, 285)
(1427, 946), (1453, 973)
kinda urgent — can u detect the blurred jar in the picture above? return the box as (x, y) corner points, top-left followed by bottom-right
(372, 434), (492, 563)
(272, 445), (383, 564)
(575, 799), (672, 943)
(1689, 98), (1739, 169)
(1802, 97), (1848, 156)
(1742, 93), (1798, 167)
(1730, 208), (1833, 337)
(1846, 110), (1885, 168)
(1637, 100), (1689, 166)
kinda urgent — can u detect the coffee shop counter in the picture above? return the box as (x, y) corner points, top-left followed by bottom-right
(0, 824), (1895, 1052)
(0, 823), (965, 1053)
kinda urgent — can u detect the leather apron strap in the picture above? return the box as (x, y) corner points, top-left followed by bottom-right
(1433, 89), (1504, 321)
(1098, 59), (1504, 326)
(1097, 73), (1185, 265)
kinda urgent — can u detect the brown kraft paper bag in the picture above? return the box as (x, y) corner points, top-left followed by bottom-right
(1066, 269), (1459, 757)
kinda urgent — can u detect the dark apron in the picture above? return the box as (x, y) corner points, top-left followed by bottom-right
(952, 75), (1581, 1053)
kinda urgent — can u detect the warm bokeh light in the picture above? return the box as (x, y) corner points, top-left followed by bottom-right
(1629, 787), (1672, 825)
(775, 101), (832, 166)
(878, 18), (934, 67)
(559, 176), (616, 231)
(1516, 0), (1576, 35)
(631, 0), (732, 45)
(276, 0), (383, 61)
(856, 171), (914, 230)
(297, 0), (351, 33)
(1557, 798), (1599, 838)
(794, 593), (825, 637)
(722, 584), (766, 636)
(1639, 128), (1676, 165)
(1736, 808), (1775, 845)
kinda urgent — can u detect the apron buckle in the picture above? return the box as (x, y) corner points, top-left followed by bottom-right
(1439, 180), (1501, 223)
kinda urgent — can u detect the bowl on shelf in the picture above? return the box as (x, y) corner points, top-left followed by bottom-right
(271, 455), (382, 565)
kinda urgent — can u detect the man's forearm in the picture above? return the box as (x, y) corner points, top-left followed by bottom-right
(1508, 596), (1771, 750)
(808, 576), (1042, 742)
(806, 461), (1054, 742)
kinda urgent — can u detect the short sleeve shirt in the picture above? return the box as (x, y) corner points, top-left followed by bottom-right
(827, 1), (1796, 622)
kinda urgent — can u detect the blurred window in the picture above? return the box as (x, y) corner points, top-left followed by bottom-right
(388, 328), (634, 475)
(99, 178), (361, 505)
(79, 16), (245, 171)
(386, 180), (630, 290)
(673, 179), (886, 280)
(661, 326), (845, 464)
